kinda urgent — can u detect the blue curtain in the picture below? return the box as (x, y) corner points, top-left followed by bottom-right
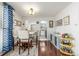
(3, 3), (14, 52)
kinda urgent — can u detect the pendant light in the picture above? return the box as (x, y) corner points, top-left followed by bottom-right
(29, 8), (35, 15)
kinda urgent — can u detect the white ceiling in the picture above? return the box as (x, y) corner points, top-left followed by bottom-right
(8, 2), (71, 19)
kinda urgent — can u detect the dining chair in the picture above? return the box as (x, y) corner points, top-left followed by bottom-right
(18, 29), (32, 55)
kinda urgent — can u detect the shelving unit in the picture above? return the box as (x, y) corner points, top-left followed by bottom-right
(60, 49), (73, 56)
(60, 36), (74, 56)
(60, 44), (73, 48)
(61, 37), (74, 40)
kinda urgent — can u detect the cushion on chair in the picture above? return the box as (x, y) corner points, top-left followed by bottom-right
(18, 30), (29, 39)
(20, 39), (31, 42)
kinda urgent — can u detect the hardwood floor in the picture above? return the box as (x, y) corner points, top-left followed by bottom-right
(3, 40), (61, 56)
(38, 41), (61, 56)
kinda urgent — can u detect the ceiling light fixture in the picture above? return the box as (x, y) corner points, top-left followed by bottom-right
(29, 8), (35, 15)
(23, 5), (39, 15)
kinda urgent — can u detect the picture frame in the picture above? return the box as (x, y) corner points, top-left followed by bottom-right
(63, 16), (70, 25)
(18, 21), (21, 26)
(14, 20), (21, 26)
(49, 20), (53, 28)
(55, 19), (62, 26)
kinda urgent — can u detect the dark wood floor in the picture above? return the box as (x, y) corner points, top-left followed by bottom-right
(38, 41), (61, 56)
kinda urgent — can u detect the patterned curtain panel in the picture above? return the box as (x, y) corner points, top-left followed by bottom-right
(0, 3), (3, 52)
(3, 3), (14, 52)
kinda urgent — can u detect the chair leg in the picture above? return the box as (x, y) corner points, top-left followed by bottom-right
(22, 43), (25, 52)
(19, 39), (20, 54)
(36, 36), (38, 48)
(31, 40), (32, 49)
(17, 41), (18, 46)
(28, 40), (30, 55)
(23, 43), (26, 52)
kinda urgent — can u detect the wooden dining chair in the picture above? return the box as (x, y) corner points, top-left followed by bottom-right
(18, 30), (32, 55)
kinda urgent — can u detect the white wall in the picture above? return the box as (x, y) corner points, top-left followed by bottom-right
(0, 2), (3, 52)
(53, 2), (79, 56)
(13, 11), (23, 24)
(25, 17), (54, 40)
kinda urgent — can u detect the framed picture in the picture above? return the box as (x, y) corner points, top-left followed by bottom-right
(36, 21), (39, 24)
(63, 16), (70, 25)
(55, 19), (62, 26)
(14, 20), (21, 26)
(49, 20), (53, 28)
